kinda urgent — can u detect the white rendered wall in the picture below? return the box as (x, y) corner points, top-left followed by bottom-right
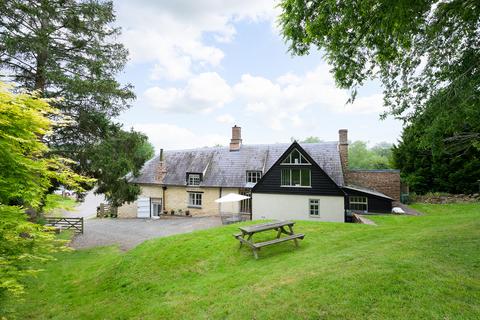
(252, 193), (345, 222)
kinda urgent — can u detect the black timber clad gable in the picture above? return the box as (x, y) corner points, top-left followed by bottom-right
(343, 188), (392, 213)
(253, 142), (345, 196)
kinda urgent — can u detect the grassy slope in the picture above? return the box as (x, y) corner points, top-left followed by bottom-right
(2, 203), (479, 319)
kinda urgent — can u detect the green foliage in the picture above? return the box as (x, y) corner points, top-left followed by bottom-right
(87, 127), (154, 207)
(279, 0), (480, 121)
(0, 205), (68, 297)
(392, 93), (480, 194)
(2, 203), (479, 319)
(0, 0), (150, 205)
(349, 141), (394, 169)
(0, 84), (92, 298)
(299, 136), (323, 143)
(0, 83), (94, 208)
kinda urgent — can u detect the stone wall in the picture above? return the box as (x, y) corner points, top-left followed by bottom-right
(414, 193), (480, 204)
(347, 170), (401, 200)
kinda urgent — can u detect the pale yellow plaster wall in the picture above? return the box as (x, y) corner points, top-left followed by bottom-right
(117, 185), (241, 218)
(117, 184), (163, 218)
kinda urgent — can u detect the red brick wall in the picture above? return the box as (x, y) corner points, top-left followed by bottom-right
(347, 170), (401, 200)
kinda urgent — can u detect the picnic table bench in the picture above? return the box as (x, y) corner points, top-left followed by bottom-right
(233, 220), (304, 259)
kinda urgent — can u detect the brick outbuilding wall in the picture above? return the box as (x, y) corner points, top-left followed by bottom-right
(347, 170), (401, 200)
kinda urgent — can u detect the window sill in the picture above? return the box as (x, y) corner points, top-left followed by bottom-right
(309, 215), (320, 218)
(280, 185), (312, 188)
(188, 205), (202, 209)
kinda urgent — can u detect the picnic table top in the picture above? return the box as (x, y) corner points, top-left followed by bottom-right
(238, 220), (295, 234)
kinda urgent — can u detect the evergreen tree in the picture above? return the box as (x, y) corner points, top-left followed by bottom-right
(0, 0), (152, 205)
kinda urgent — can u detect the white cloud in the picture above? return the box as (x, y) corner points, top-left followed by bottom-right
(133, 123), (225, 151)
(142, 63), (384, 128)
(115, 0), (276, 80)
(215, 113), (235, 124)
(143, 72), (232, 113)
(234, 64), (385, 130)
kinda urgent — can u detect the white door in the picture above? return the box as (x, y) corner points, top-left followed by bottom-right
(137, 197), (150, 218)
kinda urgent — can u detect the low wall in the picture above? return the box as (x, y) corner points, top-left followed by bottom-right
(414, 193), (480, 204)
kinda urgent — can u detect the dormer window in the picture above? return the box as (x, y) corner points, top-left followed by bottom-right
(246, 170), (262, 183)
(187, 173), (201, 186)
(281, 148), (310, 165)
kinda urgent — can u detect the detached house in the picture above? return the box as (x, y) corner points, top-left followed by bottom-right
(118, 126), (400, 222)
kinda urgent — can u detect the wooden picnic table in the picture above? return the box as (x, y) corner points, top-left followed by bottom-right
(233, 220), (305, 259)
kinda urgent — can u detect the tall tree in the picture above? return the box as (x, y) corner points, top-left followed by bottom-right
(0, 0), (134, 169)
(0, 1), (154, 205)
(393, 87), (480, 194)
(279, 0), (479, 125)
(86, 126), (154, 208)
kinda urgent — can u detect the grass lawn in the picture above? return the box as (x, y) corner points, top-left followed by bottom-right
(2, 203), (479, 319)
(43, 194), (78, 216)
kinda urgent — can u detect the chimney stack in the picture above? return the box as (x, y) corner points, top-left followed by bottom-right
(156, 148), (166, 182)
(338, 129), (348, 180)
(229, 125), (242, 151)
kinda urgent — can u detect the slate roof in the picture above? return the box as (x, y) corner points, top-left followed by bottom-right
(129, 142), (345, 187)
(342, 185), (393, 200)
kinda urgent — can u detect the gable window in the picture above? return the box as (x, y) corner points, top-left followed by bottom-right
(281, 148), (310, 165)
(349, 196), (368, 212)
(309, 199), (319, 216)
(246, 170), (262, 183)
(188, 192), (202, 207)
(281, 168), (311, 187)
(187, 173), (201, 186)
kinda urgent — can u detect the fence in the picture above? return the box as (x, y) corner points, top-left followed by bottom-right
(45, 217), (84, 234)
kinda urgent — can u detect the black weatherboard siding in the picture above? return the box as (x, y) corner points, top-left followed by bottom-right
(344, 188), (392, 213)
(253, 142), (345, 196)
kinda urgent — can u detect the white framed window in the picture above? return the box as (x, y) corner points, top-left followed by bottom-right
(349, 196), (368, 212)
(246, 170), (262, 183)
(188, 192), (202, 207)
(187, 173), (201, 186)
(309, 199), (320, 216)
(281, 168), (311, 187)
(281, 148), (310, 165)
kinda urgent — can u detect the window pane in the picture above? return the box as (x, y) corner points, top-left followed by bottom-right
(281, 169), (290, 185)
(301, 169), (311, 186)
(291, 169), (301, 185)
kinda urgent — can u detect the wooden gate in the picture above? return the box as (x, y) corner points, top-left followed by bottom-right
(45, 217), (84, 234)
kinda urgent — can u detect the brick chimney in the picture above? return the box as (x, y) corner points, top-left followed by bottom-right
(229, 125), (242, 151)
(155, 148), (167, 182)
(338, 129), (348, 181)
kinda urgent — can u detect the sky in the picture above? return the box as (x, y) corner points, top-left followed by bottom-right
(113, 0), (403, 151)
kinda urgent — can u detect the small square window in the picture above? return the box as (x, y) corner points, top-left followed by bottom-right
(246, 171), (262, 183)
(309, 199), (319, 216)
(187, 173), (201, 186)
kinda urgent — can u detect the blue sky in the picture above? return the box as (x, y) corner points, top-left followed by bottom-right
(113, 0), (403, 150)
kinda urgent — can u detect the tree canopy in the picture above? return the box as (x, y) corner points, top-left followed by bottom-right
(279, 0), (479, 121)
(349, 141), (394, 170)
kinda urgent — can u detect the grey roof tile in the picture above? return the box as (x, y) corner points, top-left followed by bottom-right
(130, 142), (345, 187)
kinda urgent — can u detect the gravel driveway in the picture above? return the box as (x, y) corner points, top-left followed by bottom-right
(70, 216), (222, 250)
